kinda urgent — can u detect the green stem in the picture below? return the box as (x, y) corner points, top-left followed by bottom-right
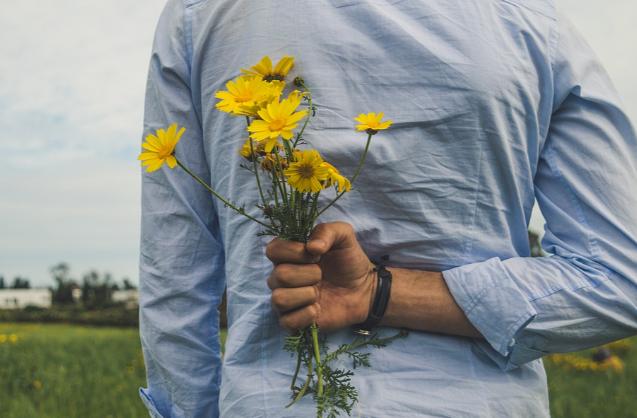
(274, 153), (289, 206)
(283, 139), (294, 161)
(286, 348), (313, 408)
(249, 137), (267, 207)
(175, 158), (270, 228)
(271, 173), (280, 207)
(290, 340), (303, 391)
(293, 91), (312, 148)
(316, 133), (373, 217)
(305, 192), (320, 235)
(311, 323), (323, 397)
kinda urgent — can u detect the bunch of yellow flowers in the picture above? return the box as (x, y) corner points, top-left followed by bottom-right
(0, 333), (19, 344)
(138, 55), (393, 417)
(548, 352), (625, 373)
(547, 339), (632, 374)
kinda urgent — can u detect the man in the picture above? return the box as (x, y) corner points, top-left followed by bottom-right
(138, 1), (637, 417)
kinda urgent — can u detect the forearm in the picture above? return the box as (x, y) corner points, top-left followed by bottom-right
(379, 267), (483, 339)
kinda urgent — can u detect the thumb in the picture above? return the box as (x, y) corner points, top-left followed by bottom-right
(306, 222), (356, 256)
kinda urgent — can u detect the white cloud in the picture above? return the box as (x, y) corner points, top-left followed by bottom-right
(0, 0), (164, 163)
(0, 1), (635, 285)
(0, 0), (165, 285)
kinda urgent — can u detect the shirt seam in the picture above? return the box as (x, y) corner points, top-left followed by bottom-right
(538, 0), (559, 145)
(462, 140), (484, 260)
(545, 144), (600, 260)
(500, 0), (556, 20)
(181, 0), (218, 223)
(182, 4), (194, 76)
(499, 309), (537, 357)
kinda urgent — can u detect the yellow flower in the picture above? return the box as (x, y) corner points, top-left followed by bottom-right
(138, 124), (185, 172)
(242, 55), (295, 82)
(284, 150), (330, 193)
(215, 76), (283, 116)
(605, 339), (632, 354)
(248, 93), (308, 152)
(239, 138), (270, 161)
(354, 112), (393, 134)
(261, 154), (288, 172)
(8, 334), (18, 343)
(32, 380), (43, 390)
(322, 162), (351, 193)
(0, 334), (6, 343)
(605, 355), (625, 372)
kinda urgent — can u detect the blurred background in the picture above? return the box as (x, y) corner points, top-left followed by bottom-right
(0, 1), (635, 417)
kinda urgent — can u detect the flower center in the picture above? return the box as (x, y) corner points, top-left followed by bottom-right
(297, 163), (315, 179)
(158, 146), (173, 159)
(264, 74), (285, 82)
(235, 93), (253, 103)
(269, 119), (286, 131)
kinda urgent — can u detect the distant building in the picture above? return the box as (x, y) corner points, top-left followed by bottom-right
(112, 289), (139, 309)
(0, 288), (52, 309)
(72, 287), (82, 303)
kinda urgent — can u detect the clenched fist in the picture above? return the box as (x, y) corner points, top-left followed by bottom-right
(266, 222), (375, 332)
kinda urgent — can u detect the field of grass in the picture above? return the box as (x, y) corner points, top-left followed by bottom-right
(0, 322), (634, 418)
(545, 341), (637, 418)
(0, 322), (147, 418)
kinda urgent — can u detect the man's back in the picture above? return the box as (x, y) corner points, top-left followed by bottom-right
(138, 1), (637, 417)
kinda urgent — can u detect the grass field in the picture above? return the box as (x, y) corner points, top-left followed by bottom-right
(0, 322), (634, 418)
(0, 323), (147, 418)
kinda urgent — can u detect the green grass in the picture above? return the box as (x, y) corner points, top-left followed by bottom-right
(0, 323), (635, 418)
(0, 322), (147, 418)
(544, 340), (637, 418)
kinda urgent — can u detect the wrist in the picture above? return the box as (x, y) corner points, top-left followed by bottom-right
(352, 260), (393, 334)
(352, 261), (377, 326)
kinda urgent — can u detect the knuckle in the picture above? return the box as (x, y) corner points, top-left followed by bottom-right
(309, 303), (320, 321)
(274, 264), (292, 286)
(279, 316), (295, 331)
(265, 242), (275, 261)
(271, 289), (287, 309)
(336, 221), (353, 233)
(312, 223), (326, 235)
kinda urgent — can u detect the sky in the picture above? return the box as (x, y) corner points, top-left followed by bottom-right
(0, 1), (635, 288)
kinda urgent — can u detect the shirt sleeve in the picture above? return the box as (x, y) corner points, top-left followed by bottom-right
(138, 1), (226, 417)
(441, 11), (637, 371)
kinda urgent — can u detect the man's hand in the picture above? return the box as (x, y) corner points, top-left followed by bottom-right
(266, 222), (375, 332)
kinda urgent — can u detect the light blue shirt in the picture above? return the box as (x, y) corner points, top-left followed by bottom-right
(138, 1), (637, 417)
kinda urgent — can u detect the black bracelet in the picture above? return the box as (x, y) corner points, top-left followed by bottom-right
(353, 256), (392, 336)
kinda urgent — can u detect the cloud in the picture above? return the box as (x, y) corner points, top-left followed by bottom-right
(0, 1), (635, 285)
(0, 0), (164, 285)
(0, 0), (164, 165)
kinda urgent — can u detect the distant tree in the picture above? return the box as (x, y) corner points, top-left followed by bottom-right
(528, 230), (545, 257)
(0, 275), (5, 289)
(11, 276), (31, 289)
(122, 278), (137, 290)
(81, 270), (115, 309)
(50, 262), (78, 305)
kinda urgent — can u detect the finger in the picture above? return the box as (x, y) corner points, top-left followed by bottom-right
(279, 303), (320, 331)
(267, 263), (322, 289)
(306, 222), (357, 256)
(271, 286), (319, 313)
(266, 237), (319, 264)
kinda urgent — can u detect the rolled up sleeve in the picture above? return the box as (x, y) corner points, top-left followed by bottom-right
(138, 1), (225, 417)
(443, 12), (637, 371)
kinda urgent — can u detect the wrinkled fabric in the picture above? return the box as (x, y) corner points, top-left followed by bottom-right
(138, 1), (637, 417)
